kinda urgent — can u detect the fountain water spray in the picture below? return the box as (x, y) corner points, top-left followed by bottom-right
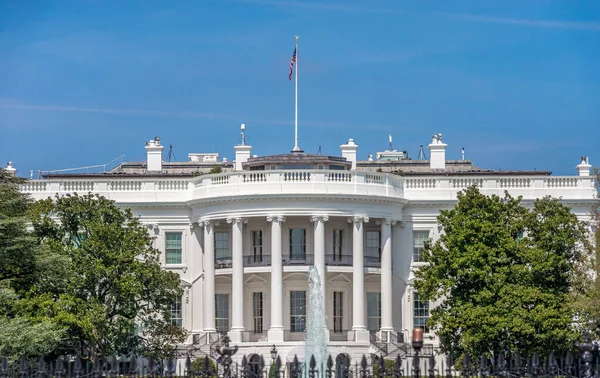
(305, 266), (328, 372)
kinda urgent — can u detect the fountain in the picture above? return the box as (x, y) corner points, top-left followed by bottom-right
(305, 266), (328, 371)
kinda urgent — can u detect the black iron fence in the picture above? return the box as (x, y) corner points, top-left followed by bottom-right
(2, 334), (599, 378)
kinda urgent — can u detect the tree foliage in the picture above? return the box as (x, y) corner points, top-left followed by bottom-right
(0, 170), (65, 360)
(414, 186), (588, 359)
(28, 193), (186, 358)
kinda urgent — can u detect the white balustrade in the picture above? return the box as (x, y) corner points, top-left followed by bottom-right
(405, 178), (436, 189)
(110, 181), (143, 191)
(327, 172), (352, 182)
(19, 172), (594, 203)
(157, 180), (189, 191)
(62, 181), (95, 191)
(499, 178), (531, 188)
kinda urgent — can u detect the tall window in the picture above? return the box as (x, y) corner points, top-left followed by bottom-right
(413, 293), (430, 332)
(253, 292), (263, 333)
(413, 231), (430, 263)
(290, 229), (306, 260)
(170, 299), (182, 327)
(252, 230), (263, 262)
(367, 292), (381, 332)
(366, 231), (381, 260)
(215, 294), (229, 334)
(165, 232), (182, 264)
(215, 232), (230, 263)
(333, 230), (344, 260)
(290, 291), (306, 332)
(333, 291), (343, 333)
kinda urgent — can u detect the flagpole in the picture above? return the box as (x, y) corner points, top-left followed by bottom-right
(293, 35), (301, 152)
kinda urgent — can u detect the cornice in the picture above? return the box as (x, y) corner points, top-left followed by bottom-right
(186, 194), (408, 207)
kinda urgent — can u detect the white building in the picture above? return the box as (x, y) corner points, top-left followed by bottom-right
(15, 131), (597, 367)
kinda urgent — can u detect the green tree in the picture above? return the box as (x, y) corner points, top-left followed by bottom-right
(28, 193), (186, 358)
(414, 186), (587, 359)
(209, 165), (223, 174)
(0, 169), (65, 360)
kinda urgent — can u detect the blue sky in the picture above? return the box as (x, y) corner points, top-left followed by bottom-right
(1, 0), (599, 176)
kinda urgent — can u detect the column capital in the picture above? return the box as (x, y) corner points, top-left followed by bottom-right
(226, 217), (248, 225)
(385, 218), (397, 226)
(310, 215), (329, 223)
(266, 215), (286, 223)
(146, 223), (159, 232)
(198, 219), (220, 230)
(347, 216), (369, 225)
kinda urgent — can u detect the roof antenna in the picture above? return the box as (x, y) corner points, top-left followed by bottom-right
(240, 123), (247, 146)
(167, 145), (177, 162)
(461, 147), (465, 161)
(389, 134), (393, 151)
(417, 144), (427, 160)
(317, 145), (322, 155)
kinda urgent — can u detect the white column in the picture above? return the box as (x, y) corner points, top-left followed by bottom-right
(202, 220), (216, 333)
(267, 216), (285, 342)
(350, 216), (369, 342)
(311, 215), (328, 299)
(380, 218), (395, 336)
(227, 216), (246, 342)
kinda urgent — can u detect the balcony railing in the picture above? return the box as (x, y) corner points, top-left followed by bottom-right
(326, 253), (353, 266)
(217, 253), (380, 268)
(329, 329), (352, 341)
(241, 330), (268, 342)
(215, 257), (232, 269)
(283, 253), (314, 266)
(243, 254), (271, 267)
(364, 255), (381, 268)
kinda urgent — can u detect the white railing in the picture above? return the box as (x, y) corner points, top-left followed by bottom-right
(19, 172), (594, 202)
(110, 181), (143, 191)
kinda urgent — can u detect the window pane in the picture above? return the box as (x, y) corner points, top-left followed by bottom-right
(215, 294), (229, 334)
(367, 292), (381, 332)
(290, 229), (306, 259)
(290, 291), (306, 332)
(333, 230), (343, 259)
(215, 232), (230, 261)
(333, 291), (343, 333)
(413, 293), (430, 333)
(366, 231), (381, 259)
(413, 231), (430, 262)
(253, 231), (263, 261)
(170, 299), (182, 327)
(165, 232), (182, 264)
(253, 292), (263, 333)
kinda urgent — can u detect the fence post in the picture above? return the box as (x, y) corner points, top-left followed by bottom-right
(1, 355), (8, 378)
(37, 356), (46, 378)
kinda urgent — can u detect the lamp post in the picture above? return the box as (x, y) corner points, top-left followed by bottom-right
(270, 345), (280, 378)
(412, 328), (424, 378)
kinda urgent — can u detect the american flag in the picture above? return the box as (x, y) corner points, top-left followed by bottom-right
(288, 47), (297, 81)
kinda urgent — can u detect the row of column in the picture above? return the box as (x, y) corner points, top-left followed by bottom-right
(199, 215), (396, 342)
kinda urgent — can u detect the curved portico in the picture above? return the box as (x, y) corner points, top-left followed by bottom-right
(195, 199), (403, 343)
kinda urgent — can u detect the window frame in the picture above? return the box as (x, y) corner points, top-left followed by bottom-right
(214, 231), (231, 264)
(165, 232), (183, 265)
(290, 290), (306, 333)
(413, 292), (430, 333)
(366, 230), (381, 260)
(252, 230), (263, 263)
(333, 229), (344, 260)
(367, 292), (381, 333)
(215, 293), (230, 335)
(333, 291), (344, 333)
(412, 230), (430, 263)
(289, 229), (307, 261)
(252, 292), (263, 333)
(170, 298), (182, 327)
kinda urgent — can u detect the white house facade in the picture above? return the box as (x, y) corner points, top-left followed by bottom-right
(15, 131), (597, 367)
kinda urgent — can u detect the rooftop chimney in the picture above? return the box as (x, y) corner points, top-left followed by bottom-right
(340, 139), (358, 170)
(428, 133), (447, 170)
(145, 137), (164, 172)
(4, 161), (16, 175)
(576, 156), (591, 177)
(234, 123), (252, 171)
